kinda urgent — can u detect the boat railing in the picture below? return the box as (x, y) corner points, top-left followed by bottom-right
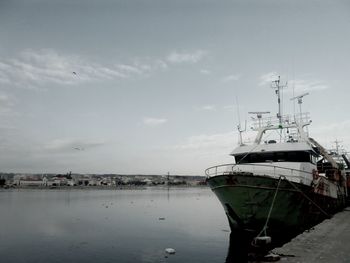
(251, 112), (310, 130)
(205, 163), (312, 182)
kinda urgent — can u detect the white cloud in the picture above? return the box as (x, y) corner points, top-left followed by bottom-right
(259, 72), (329, 93)
(116, 64), (144, 75)
(222, 74), (240, 82)
(199, 69), (211, 75)
(172, 132), (235, 151)
(0, 49), (210, 90)
(223, 105), (235, 110)
(288, 79), (329, 93)
(143, 117), (168, 126)
(44, 138), (106, 152)
(312, 120), (350, 150)
(0, 94), (14, 106)
(0, 93), (17, 116)
(167, 50), (207, 64)
(259, 71), (279, 86)
(0, 49), (152, 89)
(195, 105), (216, 111)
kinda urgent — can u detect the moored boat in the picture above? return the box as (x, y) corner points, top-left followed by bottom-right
(206, 77), (348, 247)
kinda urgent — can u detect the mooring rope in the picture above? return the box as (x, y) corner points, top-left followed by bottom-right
(256, 176), (283, 238)
(282, 176), (331, 218)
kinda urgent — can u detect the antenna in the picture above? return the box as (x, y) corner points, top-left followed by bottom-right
(271, 76), (287, 128)
(235, 96), (246, 146)
(290, 92), (309, 123)
(248, 111), (270, 128)
(333, 139), (342, 154)
(237, 121), (247, 146)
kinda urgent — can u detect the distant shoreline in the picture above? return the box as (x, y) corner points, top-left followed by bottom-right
(0, 185), (208, 191)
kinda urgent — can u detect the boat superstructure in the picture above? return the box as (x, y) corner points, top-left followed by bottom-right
(205, 77), (348, 247)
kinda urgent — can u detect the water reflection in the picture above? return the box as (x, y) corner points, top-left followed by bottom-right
(0, 188), (230, 263)
(225, 228), (297, 263)
(225, 231), (248, 263)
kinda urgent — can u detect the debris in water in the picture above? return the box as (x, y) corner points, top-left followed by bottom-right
(165, 248), (176, 254)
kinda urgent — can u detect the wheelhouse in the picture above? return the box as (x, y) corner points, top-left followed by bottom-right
(234, 151), (317, 164)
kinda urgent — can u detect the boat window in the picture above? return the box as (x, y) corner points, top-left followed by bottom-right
(276, 152), (286, 162)
(311, 155), (317, 164)
(235, 151), (312, 163)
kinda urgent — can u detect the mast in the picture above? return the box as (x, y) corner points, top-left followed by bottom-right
(290, 92), (309, 124)
(334, 139), (342, 154)
(271, 76), (287, 128)
(271, 76), (287, 142)
(236, 97), (246, 146)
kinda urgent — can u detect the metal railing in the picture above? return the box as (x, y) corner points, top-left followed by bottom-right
(250, 113), (310, 130)
(205, 163), (312, 182)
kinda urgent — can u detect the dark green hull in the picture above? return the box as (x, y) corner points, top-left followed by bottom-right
(207, 173), (346, 246)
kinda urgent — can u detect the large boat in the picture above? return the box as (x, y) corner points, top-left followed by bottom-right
(205, 77), (348, 248)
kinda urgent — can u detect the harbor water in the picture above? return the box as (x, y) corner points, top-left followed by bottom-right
(0, 187), (242, 263)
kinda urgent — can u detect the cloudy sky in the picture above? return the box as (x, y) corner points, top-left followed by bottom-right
(0, 0), (349, 175)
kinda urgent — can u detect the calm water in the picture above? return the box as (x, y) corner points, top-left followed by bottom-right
(0, 187), (242, 263)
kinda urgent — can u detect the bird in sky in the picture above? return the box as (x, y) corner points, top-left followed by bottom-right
(73, 147), (84, 151)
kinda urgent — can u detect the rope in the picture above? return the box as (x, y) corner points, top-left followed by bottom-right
(256, 176), (283, 238)
(282, 176), (331, 218)
(252, 175), (332, 247)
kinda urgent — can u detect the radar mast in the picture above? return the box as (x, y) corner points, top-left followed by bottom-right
(290, 92), (309, 124)
(271, 76), (287, 128)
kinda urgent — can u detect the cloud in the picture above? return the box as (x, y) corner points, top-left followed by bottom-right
(0, 92), (17, 116)
(167, 50), (207, 64)
(199, 69), (211, 75)
(195, 105), (216, 111)
(0, 93), (15, 106)
(143, 117), (168, 126)
(0, 49), (153, 89)
(288, 79), (329, 93)
(44, 138), (106, 152)
(172, 132), (235, 151)
(222, 74), (240, 82)
(222, 105), (235, 110)
(259, 71), (279, 86)
(259, 72), (329, 93)
(312, 120), (350, 148)
(0, 49), (210, 90)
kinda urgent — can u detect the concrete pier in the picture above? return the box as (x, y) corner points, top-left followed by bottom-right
(273, 207), (350, 262)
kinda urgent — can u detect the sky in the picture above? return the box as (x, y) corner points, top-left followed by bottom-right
(0, 0), (349, 175)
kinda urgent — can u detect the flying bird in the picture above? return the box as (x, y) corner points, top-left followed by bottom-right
(74, 147), (84, 151)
